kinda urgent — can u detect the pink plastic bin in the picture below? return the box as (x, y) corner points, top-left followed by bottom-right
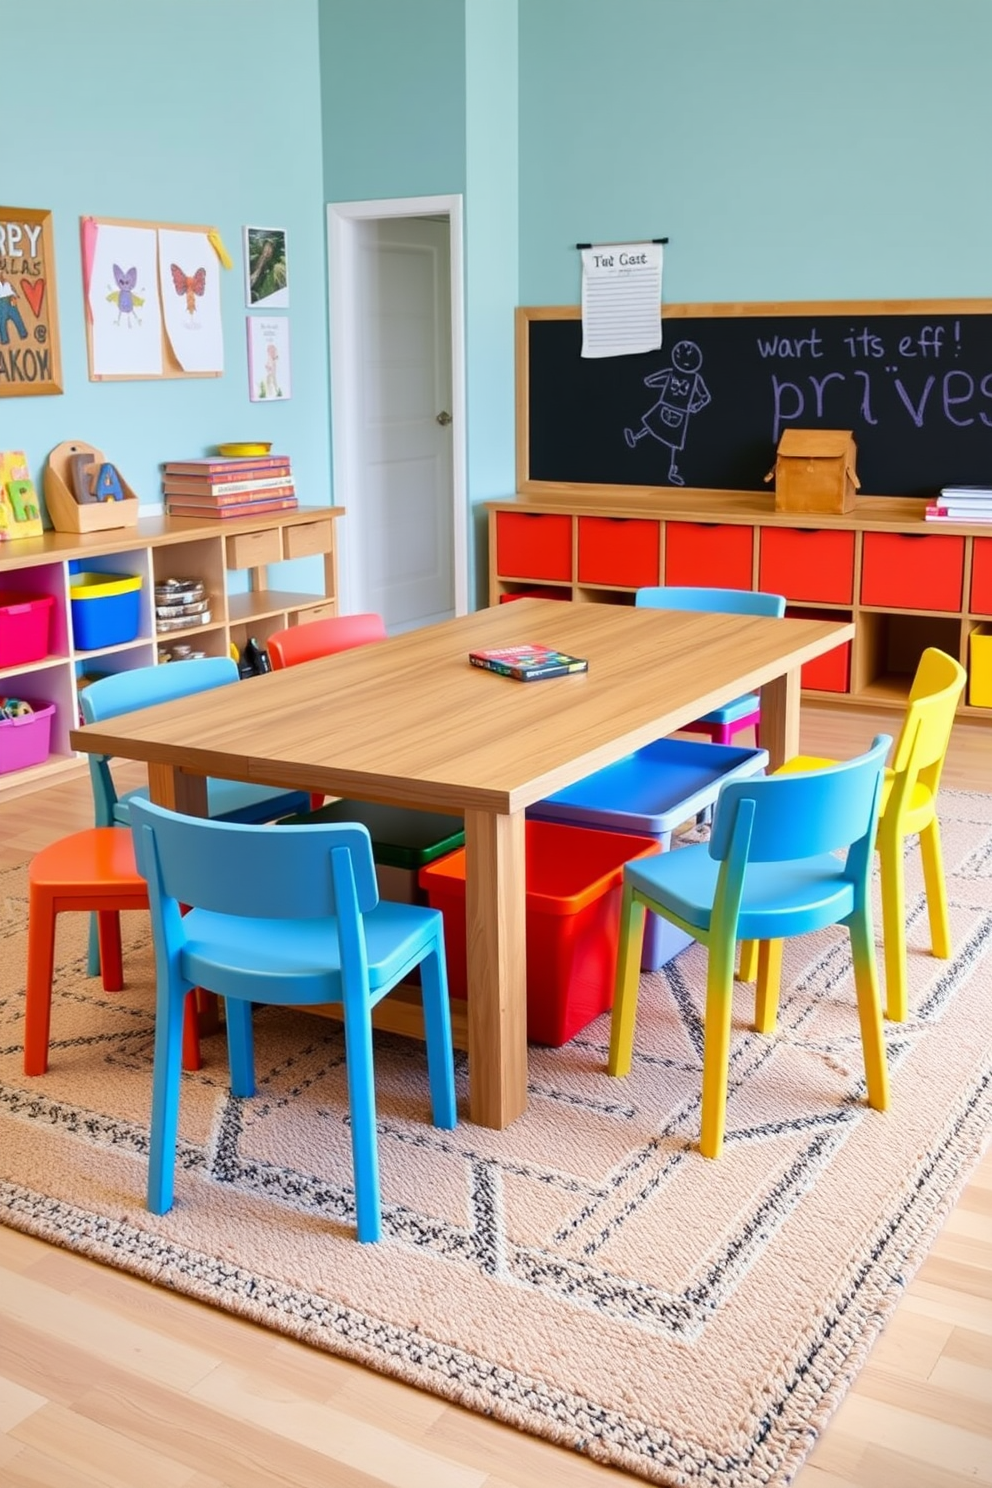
(0, 592), (55, 668)
(0, 703), (56, 775)
(419, 819), (660, 1046)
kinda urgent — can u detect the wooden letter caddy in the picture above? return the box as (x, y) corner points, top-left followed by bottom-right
(766, 429), (860, 515)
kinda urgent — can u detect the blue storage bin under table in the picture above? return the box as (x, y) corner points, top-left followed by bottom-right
(528, 738), (769, 970)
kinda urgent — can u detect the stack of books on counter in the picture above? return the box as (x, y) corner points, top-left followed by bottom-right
(925, 485), (992, 524)
(162, 454), (297, 520)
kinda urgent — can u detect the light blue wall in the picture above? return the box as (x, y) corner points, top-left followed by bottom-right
(519, 0), (992, 305)
(3, 0), (330, 583)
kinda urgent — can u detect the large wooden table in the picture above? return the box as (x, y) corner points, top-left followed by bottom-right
(70, 599), (855, 1129)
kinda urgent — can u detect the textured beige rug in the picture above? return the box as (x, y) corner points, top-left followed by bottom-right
(1, 790), (991, 1487)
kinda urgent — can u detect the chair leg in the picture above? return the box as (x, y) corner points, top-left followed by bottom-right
(147, 985), (189, 1215)
(419, 943), (457, 1129)
(878, 826), (909, 1023)
(24, 887), (57, 1076)
(848, 913), (890, 1113)
(754, 940), (783, 1034)
(607, 884), (646, 1077)
(96, 910), (124, 991)
(737, 939), (759, 982)
(225, 1000), (256, 1097)
(86, 911), (101, 978)
(918, 818), (952, 959)
(181, 992), (202, 1073)
(699, 936), (737, 1159)
(342, 994), (382, 1243)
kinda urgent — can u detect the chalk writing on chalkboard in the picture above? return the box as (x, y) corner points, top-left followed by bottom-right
(522, 303), (992, 497)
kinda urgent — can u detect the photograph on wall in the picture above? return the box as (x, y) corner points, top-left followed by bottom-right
(0, 206), (62, 397)
(247, 315), (291, 401)
(158, 227), (225, 374)
(83, 220), (163, 378)
(244, 226), (289, 308)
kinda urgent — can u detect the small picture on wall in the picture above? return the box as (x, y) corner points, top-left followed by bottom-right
(247, 315), (291, 401)
(244, 226), (288, 308)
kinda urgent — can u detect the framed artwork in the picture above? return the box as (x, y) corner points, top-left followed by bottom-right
(0, 206), (62, 397)
(244, 226), (288, 308)
(247, 315), (291, 401)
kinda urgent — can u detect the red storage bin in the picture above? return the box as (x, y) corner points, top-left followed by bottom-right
(419, 820), (659, 1046)
(861, 532), (964, 612)
(664, 522), (753, 590)
(499, 586), (569, 603)
(787, 608), (851, 693)
(495, 512), (572, 581)
(758, 527), (855, 604)
(971, 537), (992, 615)
(0, 592), (55, 667)
(577, 516), (660, 588)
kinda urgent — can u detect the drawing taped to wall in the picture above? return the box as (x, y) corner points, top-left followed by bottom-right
(244, 226), (288, 309)
(623, 339), (712, 485)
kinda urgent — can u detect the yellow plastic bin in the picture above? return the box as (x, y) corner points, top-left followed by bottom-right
(969, 624), (992, 707)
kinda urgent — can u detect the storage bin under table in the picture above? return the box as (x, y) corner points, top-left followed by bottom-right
(278, 798), (464, 903)
(419, 819), (660, 1047)
(527, 738), (769, 970)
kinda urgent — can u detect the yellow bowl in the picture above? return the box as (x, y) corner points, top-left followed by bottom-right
(216, 441), (272, 458)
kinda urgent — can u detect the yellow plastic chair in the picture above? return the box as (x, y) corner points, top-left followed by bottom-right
(738, 647), (966, 1022)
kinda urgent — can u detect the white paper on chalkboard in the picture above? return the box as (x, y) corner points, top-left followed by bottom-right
(581, 243), (663, 358)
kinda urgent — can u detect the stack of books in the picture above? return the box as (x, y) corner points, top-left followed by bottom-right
(925, 485), (992, 524)
(162, 454), (297, 520)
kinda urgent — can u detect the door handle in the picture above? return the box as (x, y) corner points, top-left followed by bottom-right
(436, 410), (452, 426)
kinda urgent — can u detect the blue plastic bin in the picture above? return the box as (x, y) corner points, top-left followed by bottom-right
(528, 738), (769, 970)
(70, 573), (142, 650)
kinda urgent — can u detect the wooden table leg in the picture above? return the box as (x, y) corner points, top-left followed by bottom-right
(464, 807), (528, 1129)
(759, 667), (801, 772)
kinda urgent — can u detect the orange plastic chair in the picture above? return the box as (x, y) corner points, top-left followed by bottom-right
(267, 612), (387, 670)
(738, 647), (967, 1022)
(23, 828), (200, 1076)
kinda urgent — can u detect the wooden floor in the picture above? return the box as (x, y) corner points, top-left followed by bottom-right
(1, 703), (990, 1488)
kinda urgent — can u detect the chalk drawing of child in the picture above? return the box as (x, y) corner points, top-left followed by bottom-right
(624, 340), (711, 485)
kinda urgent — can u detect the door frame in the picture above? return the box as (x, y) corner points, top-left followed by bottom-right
(327, 193), (468, 618)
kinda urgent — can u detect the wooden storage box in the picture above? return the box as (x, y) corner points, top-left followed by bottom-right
(44, 441), (140, 534)
(766, 429), (859, 515)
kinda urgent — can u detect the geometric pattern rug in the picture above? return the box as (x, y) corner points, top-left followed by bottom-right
(1, 788), (990, 1488)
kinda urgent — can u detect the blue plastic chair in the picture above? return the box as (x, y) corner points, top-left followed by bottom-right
(80, 658), (311, 976)
(635, 586), (787, 744)
(129, 798), (457, 1243)
(607, 734), (893, 1159)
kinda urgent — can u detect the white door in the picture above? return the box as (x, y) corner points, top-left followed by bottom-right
(349, 217), (455, 632)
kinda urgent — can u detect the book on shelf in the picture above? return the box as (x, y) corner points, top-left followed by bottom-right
(162, 480), (296, 502)
(925, 504), (992, 524)
(166, 496), (299, 520)
(162, 472), (293, 496)
(163, 455), (291, 477)
(939, 485), (992, 501)
(469, 643), (589, 681)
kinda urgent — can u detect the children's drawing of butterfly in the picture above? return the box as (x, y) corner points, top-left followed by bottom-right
(106, 264), (144, 326)
(170, 263), (207, 320)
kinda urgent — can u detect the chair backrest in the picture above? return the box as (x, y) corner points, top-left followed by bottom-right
(710, 732), (892, 867)
(889, 646), (967, 805)
(80, 658), (240, 825)
(131, 797), (380, 921)
(635, 586), (787, 618)
(268, 613), (388, 670)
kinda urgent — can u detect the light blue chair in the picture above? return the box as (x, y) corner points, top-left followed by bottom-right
(80, 658), (311, 976)
(129, 798), (457, 1243)
(607, 735), (893, 1160)
(635, 586), (787, 744)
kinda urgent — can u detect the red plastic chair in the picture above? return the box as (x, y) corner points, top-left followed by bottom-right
(268, 614), (389, 809)
(24, 828), (201, 1076)
(267, 612), (387, 670)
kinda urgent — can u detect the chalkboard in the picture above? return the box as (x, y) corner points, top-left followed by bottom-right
(520, 302), (992, 498)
